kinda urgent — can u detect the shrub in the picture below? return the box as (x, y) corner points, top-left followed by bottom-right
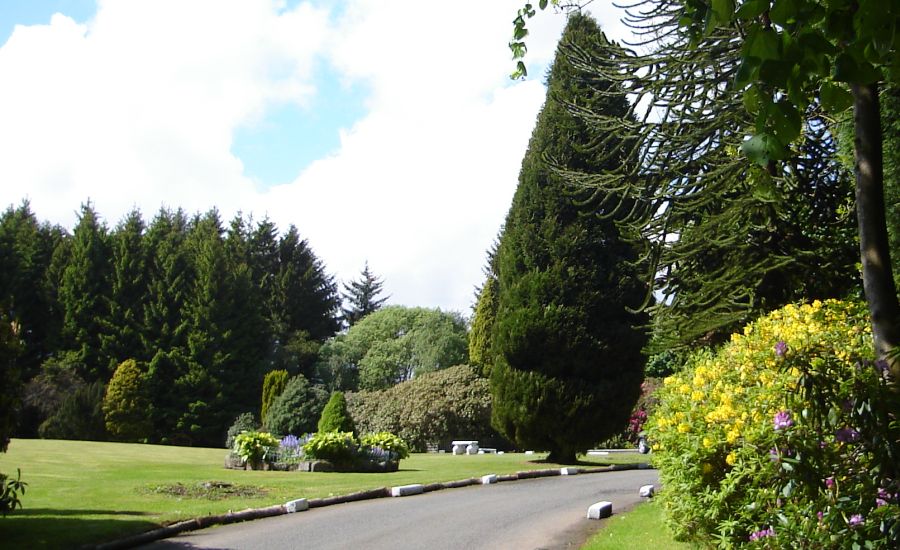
(318, 391), (355, 434)
(647, 300), (900, 548)
(0, 468), (26, 517)
(103, 359), (152, 442)
(260, 369), (288, 428)
(302, 431), (358, 466)
(38, 381), (107, 441)
(225, 412), (259, 449)
(232, 431), (280, 465)
(346, 365), (496, 451)
(265, 375), (329, 437)
(360, 431), (410, 460)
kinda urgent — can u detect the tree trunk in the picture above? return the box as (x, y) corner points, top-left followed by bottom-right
(853, 82), (900, 377)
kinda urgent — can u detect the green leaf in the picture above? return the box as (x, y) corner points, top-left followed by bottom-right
(747, 28), (782, 61)
(539, 0), (548, 9)
(511, 60), (527, 80)
(759, 59), (792, 88)
(710, 0), (735, 26)
(741, 133), (788, 165)
(769, 99), (802, 143)
(742, 84), (762, 114)
(769, 0), (799, 26)
(820, 82), (853, 112)
(735, 56), (761, 87)
(735, 0), (768, 20)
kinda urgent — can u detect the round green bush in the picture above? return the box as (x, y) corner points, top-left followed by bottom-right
(648, 300), (899, 547)
(232, 431), (280, 465)
(302, 431), (358, 466)
(265, 375), (328, 437)
(360, 431), (410, 460)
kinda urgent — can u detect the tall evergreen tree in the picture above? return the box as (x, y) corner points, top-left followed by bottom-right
(101, 209), (148, 369)
(142, 208), (192, 355)
(490, 13), (649, 463)
(341, 262), (389, 327)
(0, 202), (64, 379)
(58, 203), (112, 381)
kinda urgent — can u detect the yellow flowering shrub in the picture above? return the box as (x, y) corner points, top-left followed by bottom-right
(648, 300), (900, 547)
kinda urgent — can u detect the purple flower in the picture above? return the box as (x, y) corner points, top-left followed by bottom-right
(825, 477), (835, 490)
(769, 447), (779, 462)
(849, 514), (864, 527)
(817, 511), (824, 522)
(774, 341), (787, 357)
(773, 410), (793, 430)
(876, 488), (892, 507)
(749, 526), (775, 541)
(280, 434), (301, 450)
(835, 427), (860, 443)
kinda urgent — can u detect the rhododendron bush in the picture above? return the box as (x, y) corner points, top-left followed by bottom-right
(648, 300), (900, 547)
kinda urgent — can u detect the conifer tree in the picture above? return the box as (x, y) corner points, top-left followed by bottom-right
(490, 13), (649, 463)
(341, 262), (389, 327)
(142, 208), (192, 355)
(101, 210), (148, 369)
(260, 369), (289, 427)
(317, 391), (355, 434)
(58, 203), (112, 381)
(103, 358), (151, 442)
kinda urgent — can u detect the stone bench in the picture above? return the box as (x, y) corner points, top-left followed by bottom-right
(451, 440), (479, 455)
(477, 447), (497, 454)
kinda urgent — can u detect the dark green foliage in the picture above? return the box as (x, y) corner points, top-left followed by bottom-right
(38, 380), (107, 441)
(260, 369), (288, 427)
(101, 210), (148, 371)
(318, 391), (355, 434)
(347, 365), (495, 452)
(141, 208), (192, 354)
(0, 310), (21, 452)
(0, 202), (63, 381)
(490, 13), (649, 463)
(58, 203), (112, 381)
(265, 374), (329, 437)
(644, 350), (684, 378)
(225, 412), (259, 449)
(880, 84), (900, 287)
(102, 359), (152, 442)
(18, 354), (85, 437)
(341, 262), (389, 327)
(469, 275), (498, 378)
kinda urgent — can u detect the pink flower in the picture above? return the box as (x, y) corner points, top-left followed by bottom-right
(825, 477), (835, 490)
(849, 514), (864, 527)
(774, 341), (787, 357)
(773, 411), (792, 430)
(749, 526), (775, 541)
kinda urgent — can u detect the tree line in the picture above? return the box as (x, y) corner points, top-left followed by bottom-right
(1, 203), (346, 446)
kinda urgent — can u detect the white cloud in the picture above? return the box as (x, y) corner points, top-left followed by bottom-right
(0, 0), (631, 314)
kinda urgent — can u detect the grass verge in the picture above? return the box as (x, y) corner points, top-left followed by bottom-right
(0, 439), (650, 549)
(580, 500), (694, 550)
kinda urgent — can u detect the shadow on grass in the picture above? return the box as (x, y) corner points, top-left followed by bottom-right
(0, 515), (160, 549)
(11, 507), (154, 517)
(528, 458), (649, 467)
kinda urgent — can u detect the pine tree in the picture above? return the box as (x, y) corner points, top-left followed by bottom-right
(58, 203), (112, 381)
(317, 391), (355, 434)
(101, 209), (148, 369)
(490, 13), (649, 463)
(142, 208), (192, 355)
(260, 369), (289, 428)
(341, 262), (389, 327)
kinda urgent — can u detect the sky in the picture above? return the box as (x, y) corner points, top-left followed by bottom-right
(0, 0), (633, 316)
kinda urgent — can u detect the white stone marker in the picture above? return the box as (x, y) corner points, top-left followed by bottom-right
(639, 484), (655, 498)
(587, 501), (613, 520)
(481, 474), (498, 485)
(284, 498), (309, 513)
(391, 484), (425, 497)
(560, 467), (579, 475)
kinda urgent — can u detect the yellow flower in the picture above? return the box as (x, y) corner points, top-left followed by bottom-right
(677, 423), (691, 434)
(702, 436), (713, 449)
(726, 451), (737, 466)
(691, 390), (704, 402)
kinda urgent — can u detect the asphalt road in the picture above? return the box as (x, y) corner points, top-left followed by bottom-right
(142, 468), (659, 550)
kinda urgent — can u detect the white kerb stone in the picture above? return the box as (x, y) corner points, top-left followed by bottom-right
(587, 501), (613, 520)
(560, 467), (579, 475)
(524, 450), (534, 455)
(481, 474), (498, 485)
(639, 484), (655, 498)
(285, 498), (309, 513)
(391, 484), (425, 497)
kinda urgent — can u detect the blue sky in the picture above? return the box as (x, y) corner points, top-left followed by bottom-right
(0, 1), (629, 313)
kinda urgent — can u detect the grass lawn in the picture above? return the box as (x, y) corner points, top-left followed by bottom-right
(0, 439), (650, 549)
(581, 500), (694, 550)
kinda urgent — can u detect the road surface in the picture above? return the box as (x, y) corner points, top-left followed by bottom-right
(142, 468), (658, 550)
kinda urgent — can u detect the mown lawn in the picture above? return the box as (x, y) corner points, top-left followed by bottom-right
(581, 500), (695, 550)
(0, 439), (649, 549)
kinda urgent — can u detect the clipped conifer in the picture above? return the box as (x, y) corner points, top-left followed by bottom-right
(103, 358), (152, 441)
(490, 13), (648, 463)
(317, 391), (355, 434)
(260, 369), (288, 427)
